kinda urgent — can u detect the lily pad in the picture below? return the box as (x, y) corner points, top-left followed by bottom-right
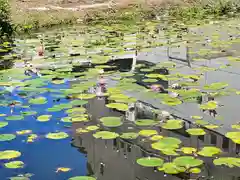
(6, 115), (24, 121)
(120, 132), (139, 139)
(186, 128), (206, 136)
(106, 103), (128, 111)
(213, 157), (240, 168)
(45, 132), (69, 140)
(137, 157), (164, 167)
(0, 150), (21, 160)
(76, 94), (96, 99)
(21, 111), (37, 116)
(162, 119), (183, 130)
(197, 147), (222, 157)
(151, 137), (181, 150)
(37, 115), (52, 122)
(204, 82), (228, 90)
(150, 135), (163, 141)
(4, 161), (24, 169)
(162, 97), (182, 106)
(0, 121), (8, 128)
(225, 132), (240, 144)
(0, 134), (16, 141)
(86, 126), (99, 131)
(158, 163), (185, 174)
(135, 119), (158, 126)
(200, 101), (217, 110)
(189, 167), (201, 174)
(29, 97), (47, 105)
(68, 176), (96, 180)
(100, 116), (123, 127)
(181, 147), (197, 154)
(173, 156), (203, 168)
(93, 131), (119, 140)
(139, 130), (158, 137)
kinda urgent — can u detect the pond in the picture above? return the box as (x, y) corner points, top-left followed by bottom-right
(0, 18), (240, 180)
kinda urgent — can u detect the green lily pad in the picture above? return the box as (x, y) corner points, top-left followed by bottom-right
(29, 97), (47, 105)
(231, 124), (240, 130)
(137, 157), (164, 167)
(100, 116), (123, 127)
(120, 132), (139, 139)
(76, 94), (96, 99)
(181, 147), (197, 154)
(213, 157), (240, 168)
(9, 173), (34, 180)
(204, 82), (228, 90)
(162, 97), (182, 106)
(150, 135), (164, 141)
(21, 111), (37, 116)
(186, 128), (206, 136)
(158, 163), (185, 174)
(86, 126), (99, 131)
(68, 176), (96, 180)
(61, 117), (72, 123)
(189, 167), (201, 174)
(139, 130), (158, 137)
(4, 161), (24, 169)
(0, 134), (16, 141)
(173, 156), (203, 168)
(6, 115), (24, 121)
(71, 116), (89, 122)
(197, 147), (222, 157)
(162, 119), (183, 130)
(200, 101), (217, 110)
(204, 124), (219, 129)
(225, 132), (240, 144)
(37, 115), (52, 122)
(66, 107), (86, 114)
(0, 121), (8, 128)
(70, 100), (88, 106)
(160, 148), (179, 156)
(0, 150), (21, 160)
(106, 103), (128, 111)
(135, 119), (158, 126)
(93, 131), (119, 140)
(45, 132), (69, 140)
(151, 137), (181, 150)
(142, 78), (158, 83)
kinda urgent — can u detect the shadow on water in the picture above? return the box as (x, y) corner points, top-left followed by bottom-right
(70, 58), (240, 180)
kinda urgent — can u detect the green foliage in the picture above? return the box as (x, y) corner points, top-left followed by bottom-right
(0, 0), (13, 38)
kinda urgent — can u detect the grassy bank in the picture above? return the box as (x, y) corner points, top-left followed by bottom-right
(2, 0), (240, 35)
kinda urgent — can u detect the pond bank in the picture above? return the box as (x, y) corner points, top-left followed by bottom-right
(9, 0), (240, 34)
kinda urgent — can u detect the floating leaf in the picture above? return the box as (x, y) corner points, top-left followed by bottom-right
(139, 130), (158, 137)
(137, 157), (164, 167)
(29, 97), (47, 105)
(106, 103), (128, 111)
(45, 132), (69, 140)
(173, 156), (203, 168)
(231, 124), (240, 130)
(0, 121), (8, 128)
(68, 176), (96, 180)
(56, 167), (71, 173)
(4, 161), (24, 169)
(135, 119), (158, 126)
(186, 128), (206, 136)
(158, 163), (185, 174)
(213, 157), (240, 168)
(150, 135), (163, 141)
(100, 117), (123, 127)
(120, 132), (139, 139)
(162, 119), (183, 130)
(70, 100), (88, 106)
(6, 115), (24, 121)
(197, 147), (222, 157)
(204, 82), (228, 90)
(200, 101), (217, 110)
(16, 130), (32, 135)
(151, 137), (181, 150)
(37, 115), (52, 122)
(204, 124), (219, 129)
(76, 94), (96, 99)
(225, 132), (240, 144)
(86, 126), (99, 131)
(61, 117), (72, 123)
(189, 167), (201, 174)
(0, 150), (21, 160)
(0, 134), (16, 141)
(21, 111), (37, 116)
(181, 147), (197, 155)
(93, 131), (119, 140)
(162, 97), (182, 106)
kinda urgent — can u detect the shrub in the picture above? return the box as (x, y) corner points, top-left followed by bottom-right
(0, 0), (13, 39)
